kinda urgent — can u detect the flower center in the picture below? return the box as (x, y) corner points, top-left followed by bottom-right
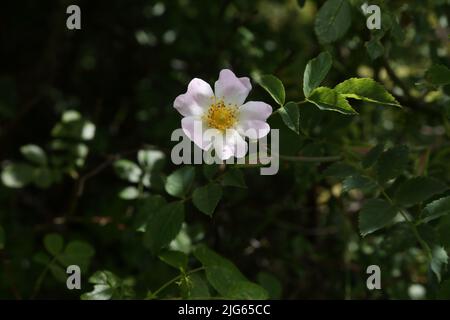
(204, 99), (238, 131)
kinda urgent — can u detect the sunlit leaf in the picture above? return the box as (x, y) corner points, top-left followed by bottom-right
(303, 52), (332, 97)
(307, 87), (357, 115)
(315, 0), (352, 44)
(359, 199), (398, 237)
(259, 75), (285, 106)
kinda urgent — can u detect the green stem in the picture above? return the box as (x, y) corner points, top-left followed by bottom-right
(379, 189), (432, 260)
(261, 144), (340, 163)
(137, 176), (145, 198)
(270, 100), (307, 117)
(149, 267), (205, 299)
(278, 154), (341, 162)
(31, 256), (57, 299)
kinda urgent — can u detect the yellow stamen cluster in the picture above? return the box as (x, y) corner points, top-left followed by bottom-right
(204, 99), (238, 131)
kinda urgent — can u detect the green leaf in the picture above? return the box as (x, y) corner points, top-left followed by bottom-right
(0, 225), (4, 250)
(158, 250), (188, 270)
(381, 223), (416, 255)
(422, 196), (450, 224)
(437, 215), (450, 248)
(194, 246), (268, 300)
(303, 52), (332, 97)
(81, 270), (119, 300)
(118, 186), (140, 200)
(222, 168), (246, 188)
(334, 78), (401, 107)
(33, 251), (51, 265)
(82, 270), (134, 299)
(142, 171), (164, 190)
(62, 110), (81, 122)
(137, 149), (165, 172)
(169, 225), (192, 254)
(375, 145), (409, 183)
(438, 279), (450, 299)
(342, 175), (376, 192)
(203, 164), (219, 181)
(365, 39), (384, 60)
(192, 183), (223, 216)
(144, 202), (185, 254)
(81, 285), (115, 300)
(194, 245), (240, 270)
(52, 112), (96, 141)
(259, 75), (285, 106)
(430, 246), (448, 282)
(49, 264), (67, 283)
(226, 281), (269, 300)
(81, 122), (96, 140)
(418, 224), (439, 248)
(205, 265), (247, 297)
(278, 102), (300, 134)
(390, 16), (404, 43)
(194, 244), (244, 278)
(134, 195), (167, 232)
(362, 143), (385, 168)
(1, 163), (34, 188)
(186, 274), (210, 299)
(193, 244), (265, 299)
(59, 240), (95, 270)
(44, 233), (64, 256)
(307, 87), (357, 115)
(394, 177), (447, 207)
(20, 144), (47, 165)
(426, 64), (450, 86)
(165, 166), (195, 198)
(113, 160), (142, 183)
(33, 167), (53, 189)
(257, 272), (282, 299)
(88, 270), (120, 286)
(359, 199), (398, 237)
(64, 241), (95, 259)
(314, 0), (352, 44)
(323, 163), (357, 180)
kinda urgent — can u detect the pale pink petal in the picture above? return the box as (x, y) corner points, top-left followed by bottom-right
(237, 120), (270, 139)
(212, 129), (248, 160)
(174, 78), (214, 117)
(226, 129), (248, 159)
(214, 69), (251, 106)
(239, 101), (272, 121)
(213, 139), (234, 160)
(181, 116), (212, 150)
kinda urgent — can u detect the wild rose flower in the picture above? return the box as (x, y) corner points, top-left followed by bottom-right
(174, 69), (272, 160)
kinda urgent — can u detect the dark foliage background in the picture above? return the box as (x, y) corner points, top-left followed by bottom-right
(1, 0), (450, 299)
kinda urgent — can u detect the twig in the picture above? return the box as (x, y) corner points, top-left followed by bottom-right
(76, 155), (119, 197)
(382, 58), (413, 101)
(278, 154), (341, 162)
(382, 58), (440, 116)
